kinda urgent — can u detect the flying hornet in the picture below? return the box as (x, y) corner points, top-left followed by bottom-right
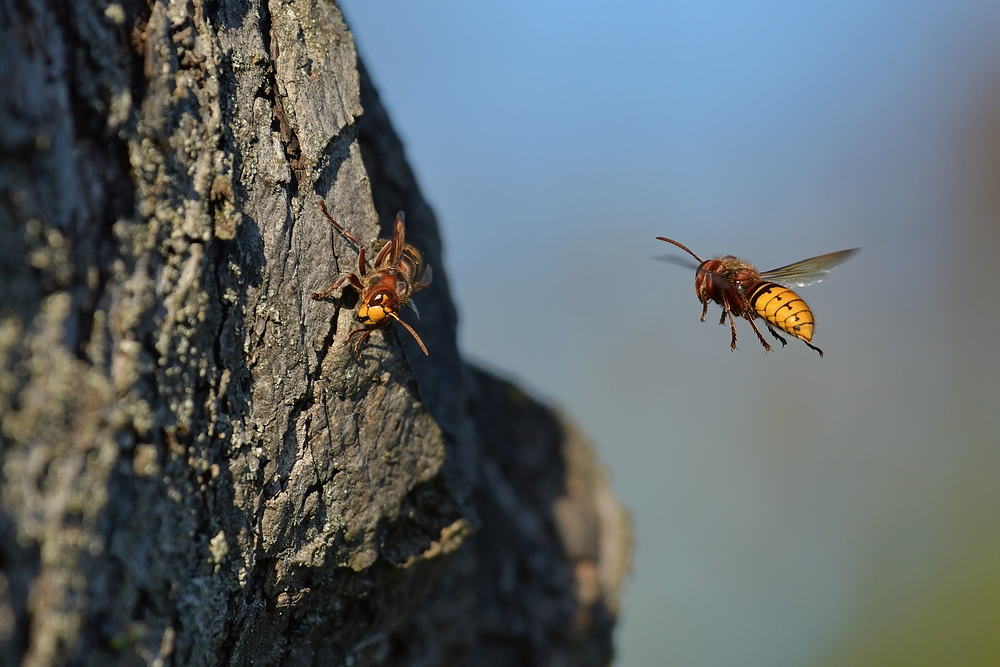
(657, 237), (858, 356)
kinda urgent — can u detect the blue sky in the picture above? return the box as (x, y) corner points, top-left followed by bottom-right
(338, 2), (1000, 665)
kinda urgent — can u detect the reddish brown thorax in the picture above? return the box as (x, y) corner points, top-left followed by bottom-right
(695, 257), (762, 317)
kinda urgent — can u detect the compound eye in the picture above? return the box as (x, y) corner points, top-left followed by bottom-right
(372, 293), (384, 305)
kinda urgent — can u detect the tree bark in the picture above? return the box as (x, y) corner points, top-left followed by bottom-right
(0, 2), (630, 666)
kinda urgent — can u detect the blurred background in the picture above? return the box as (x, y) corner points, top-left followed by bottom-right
(337, 1), (1000, 665)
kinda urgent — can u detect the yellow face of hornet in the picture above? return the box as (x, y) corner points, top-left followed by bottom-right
(357, 290), (395, 326)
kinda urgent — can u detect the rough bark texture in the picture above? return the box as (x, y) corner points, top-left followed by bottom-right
(0, 2), (630, 666)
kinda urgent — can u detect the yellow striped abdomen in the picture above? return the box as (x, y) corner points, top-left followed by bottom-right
(747, 282), (815, 342)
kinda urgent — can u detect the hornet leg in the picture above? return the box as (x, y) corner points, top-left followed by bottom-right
(803, 340), (824, 357)
(724, 309), (740, 351)
(765, 323), (788, 347)
(742, 313), (772, 352)
(346, 326), (379, 358)
(311, 273), (364, 301)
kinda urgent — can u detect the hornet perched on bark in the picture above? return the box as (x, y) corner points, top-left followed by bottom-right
(312, 200), (432, 356)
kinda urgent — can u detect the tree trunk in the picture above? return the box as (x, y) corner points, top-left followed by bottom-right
(0, 2), (630, 666)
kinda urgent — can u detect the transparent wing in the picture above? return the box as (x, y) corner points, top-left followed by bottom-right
(761, 248), (859, 287)
(653, 254), (700, 271)
(390, 211), (406, 266)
